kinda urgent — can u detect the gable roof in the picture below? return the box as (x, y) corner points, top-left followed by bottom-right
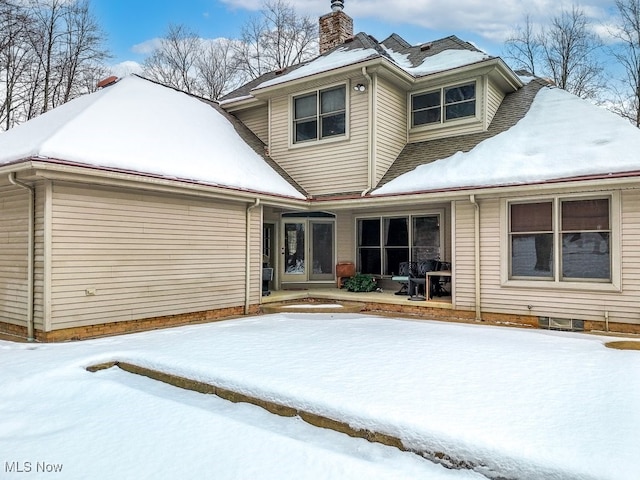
(374, 78), (640, 196)
(0, 75), (305, 199)
(220, 33), (494, 104)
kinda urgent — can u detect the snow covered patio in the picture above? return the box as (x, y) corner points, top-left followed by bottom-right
(1, 313), (638, 479)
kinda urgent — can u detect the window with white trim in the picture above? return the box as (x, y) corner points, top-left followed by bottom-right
(293, 86), (346, 143)
(509, 197), (611, 282)
(411, 82), (476, 127)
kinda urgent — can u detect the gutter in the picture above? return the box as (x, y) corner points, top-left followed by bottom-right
(8, 173), (35, 341)
(245, 198), (261, 315)
(470, 195), (482, 321)
(361, 66), (375, 197)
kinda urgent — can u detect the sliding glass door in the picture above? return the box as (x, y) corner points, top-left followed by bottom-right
(282, 215), (335, 283)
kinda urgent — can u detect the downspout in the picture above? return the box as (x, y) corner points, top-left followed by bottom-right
(470, 195), (482, 321)
(245, 198), (260, 315)
(361, 66), (375, 197)
(8, 173), (35, 341)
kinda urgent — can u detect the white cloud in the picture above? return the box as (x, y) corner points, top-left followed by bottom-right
(220, 0), (619, 44)
(132, 37), (163, 55)
(110, 61), (144, 77)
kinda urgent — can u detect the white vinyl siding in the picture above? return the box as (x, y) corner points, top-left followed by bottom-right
(269, 81), (369, 196)
(48, 183), (259, 330)
(0, 184), (29, 328)
(375, 77), (407, 185)
(486, 79), (505, 128)
(234, 105), (269, 144)
(336, 210), (354, 263)
(453, 200), (477, 311)
(452, 189), (640, 326)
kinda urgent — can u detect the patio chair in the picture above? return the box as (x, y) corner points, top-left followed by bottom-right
(391, 261), (410, 295)
(408, 260), (437, 301)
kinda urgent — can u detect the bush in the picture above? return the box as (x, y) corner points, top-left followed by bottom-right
(343, 273), (377, 292)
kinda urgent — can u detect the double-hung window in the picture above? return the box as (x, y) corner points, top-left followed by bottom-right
(411, 82), (476, 127)
(508, 197), (612, 282)
(293, 86), (346, 143)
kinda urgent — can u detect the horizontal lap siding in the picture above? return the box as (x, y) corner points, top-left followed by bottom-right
(486, 79), (505, 127)
(454, 201), (476, 310)
(50, 184), (252, 329)
(269, 81), (369, 196)
(234, 105), (269, 144)
(375, 77), (406, 184)
(478, 191), (640, 325)
(336, 211), (354, 263)
(617, 189), (640, 323)
(0, 185), (29, 326)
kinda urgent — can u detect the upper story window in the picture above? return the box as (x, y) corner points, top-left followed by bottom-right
(411, 82), (476, 127)
(293, 85), (346, 143)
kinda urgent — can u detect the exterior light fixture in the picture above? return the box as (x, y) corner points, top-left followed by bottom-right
(353, 83), (366, 92)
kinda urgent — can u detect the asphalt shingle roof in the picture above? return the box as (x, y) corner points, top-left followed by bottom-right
(378, 78), (549, 188)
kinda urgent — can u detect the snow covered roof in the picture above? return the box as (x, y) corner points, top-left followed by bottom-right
(374, 82), (640, 196)
(0, 75), (305, 199)
(221, 34), (493, 103)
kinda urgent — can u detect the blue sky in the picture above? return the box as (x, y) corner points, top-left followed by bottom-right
(92, 0), (621, 73)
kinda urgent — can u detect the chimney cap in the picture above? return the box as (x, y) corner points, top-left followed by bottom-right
(331, 0), (344, 12)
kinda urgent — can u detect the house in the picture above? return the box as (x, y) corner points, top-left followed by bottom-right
(3, 0), (640, 341)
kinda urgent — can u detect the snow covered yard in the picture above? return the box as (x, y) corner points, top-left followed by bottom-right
(1, 314), (639, 480)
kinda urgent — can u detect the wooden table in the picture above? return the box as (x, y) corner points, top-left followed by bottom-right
(426, 270), (452, 301)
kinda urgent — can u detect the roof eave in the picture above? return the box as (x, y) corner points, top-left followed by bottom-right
(355, 171), (640, 206)
(250, 56), (392, 98)
(412, 57), (523, 92)
(217, 95), (266, 112)
(4, 157), (309, 208)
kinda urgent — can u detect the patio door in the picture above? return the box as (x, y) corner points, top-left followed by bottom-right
(282, 217), (334, 283)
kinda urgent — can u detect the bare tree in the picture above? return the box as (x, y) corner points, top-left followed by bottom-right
(540, 6), (605, 99)
(503, 7), (605, 99)
(608, 0), (640, 127)
(196, 38), (241, 100)
(0, 0), (109, 129)
(143, 24), (202, 94)
(504, 14), (542, 75)
(55, 0), (110, 106)
(142, 25), (243, 100)
(233, 0), (317, 80)
(1, 0), (34, 129)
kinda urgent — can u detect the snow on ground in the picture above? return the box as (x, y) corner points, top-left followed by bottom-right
(1, 314), (638, 479)
(373, 86), (640, 195)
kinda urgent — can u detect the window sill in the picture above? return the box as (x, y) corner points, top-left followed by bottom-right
(502, 278), (621, 293)
(289, 134), (348, 150)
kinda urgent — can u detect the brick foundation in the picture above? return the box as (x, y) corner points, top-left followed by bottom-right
(4, 302), (640, 342)
(0, 305), (260, 342)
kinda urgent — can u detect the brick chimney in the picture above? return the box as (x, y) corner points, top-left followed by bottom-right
(319, 0), (353, 54)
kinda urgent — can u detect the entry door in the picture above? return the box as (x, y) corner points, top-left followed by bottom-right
(281, 220), (334, 283)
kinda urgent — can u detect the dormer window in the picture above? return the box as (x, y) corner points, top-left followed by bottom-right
(411, 82), (476, 127)
(293, 85), (346, 143)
